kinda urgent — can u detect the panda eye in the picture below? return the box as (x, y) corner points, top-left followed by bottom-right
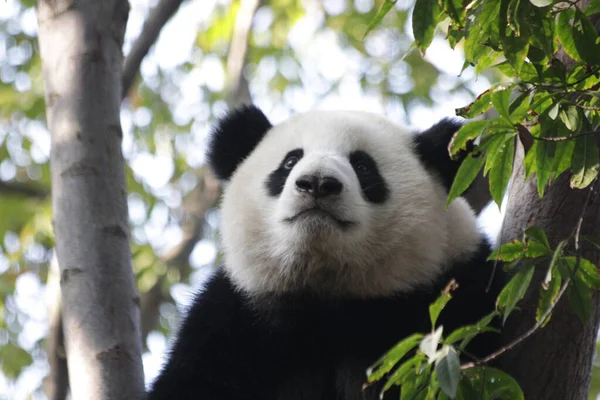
(284, 156), (299, 169)
(355, 162), (370, 174)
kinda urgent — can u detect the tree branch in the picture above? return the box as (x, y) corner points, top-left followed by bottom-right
(225, 0), (261, 107)
(122, 0), (186, 98)
(0, 181), (48, 199)
(140, 168), (220, 347)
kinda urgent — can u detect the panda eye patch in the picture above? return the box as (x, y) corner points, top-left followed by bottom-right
(265, 148), (304, 197)
(349, 150), (389, 204)
(354, 161), (370, 174)
(284, 156), (300, 170)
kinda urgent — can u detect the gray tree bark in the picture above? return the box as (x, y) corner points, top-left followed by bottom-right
(37, 1), (144, 399)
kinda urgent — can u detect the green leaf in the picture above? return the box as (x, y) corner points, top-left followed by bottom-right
(568, 270), (592, 323)
(524, 226), (552, 258)
(463, 367), (524, 399)
(548, 103), (560, 120)
(549, 239), (568, 275)
(529, 0), (554, 6)
(381, 355), (427, 393)
(488, 135), (515, 207)
(570, 131), (600, 189)
(429, 281), (457, 328)
(364, 0), (397, 38)
(502, 34), (530, 75)
(489, 240), (525, 262)
(367, 333), (424, 382)
(400, 363), (431, 400)
(446, 151), (486, 207)
(524, 141), (538, 179)
(572, 9), (600, 65)
(528, 9), (555, 58)
(551, 140), (576, 180)
(536, 263), (561, 326)
(456, 90), (493, 118)
(412, 0), (443, 54)
(558, 105), (580, 132)
(524, 226), (551, 250)
(435, 347), (460, 398)
(509, 92), (531, 123)
(445, 312), (499, 351)
(582, 234), (600, 252)
(0, 342), (34, 379)
(556, 9), (600, 64)
(535, 139), (555, 197)
(584, 1), (600, 16)
(563, 256), (600, 290)
(449, 120), (487, 155)
(491, 89), (513, 122)
(497, 261), (535, 323)
(525, 240), (553, 258)
(508, 0), (529, 37)
(444, 0), (465, 23)
(464, 1), (501, 63)
(475, 48), (500, 76)
(529, 93), (554, 115)
(484, 133), (514, 175)
(557, 9), (583, 63)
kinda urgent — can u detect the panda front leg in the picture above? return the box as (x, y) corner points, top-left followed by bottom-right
(146, 270), (336, 400)
(146, 271), (270, 399)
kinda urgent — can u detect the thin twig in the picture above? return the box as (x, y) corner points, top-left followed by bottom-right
(573, 103), (600, 111)
(529, 129), (599, 142)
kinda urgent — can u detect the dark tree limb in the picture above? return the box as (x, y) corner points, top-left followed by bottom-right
(122, 0), (186, 98)
(0, 181), (48, 199)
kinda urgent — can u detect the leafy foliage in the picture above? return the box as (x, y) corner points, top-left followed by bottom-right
(366, 0), (600, 397)
(367, 285), (522, 399)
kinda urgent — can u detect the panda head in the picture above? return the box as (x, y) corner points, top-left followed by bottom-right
(207, 105), (482, 297)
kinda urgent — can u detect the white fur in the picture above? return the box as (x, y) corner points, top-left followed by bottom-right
(219, 110), (482, 297)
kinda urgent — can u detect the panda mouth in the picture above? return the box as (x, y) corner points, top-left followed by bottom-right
(285, 207), (355, 229)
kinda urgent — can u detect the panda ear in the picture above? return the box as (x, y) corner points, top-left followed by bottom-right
(207, 105), (272, 180)
(413, 118), (468, 192)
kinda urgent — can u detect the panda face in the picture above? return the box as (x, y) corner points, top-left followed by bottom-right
(217, 110), (481, 297)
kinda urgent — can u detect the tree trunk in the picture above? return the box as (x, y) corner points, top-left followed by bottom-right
(37, 1), (145, 399)
(499, 143), (600, 399)
(498, 2), (600, 398)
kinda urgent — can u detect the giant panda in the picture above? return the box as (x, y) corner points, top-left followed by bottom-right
(147, 106), (503, 400)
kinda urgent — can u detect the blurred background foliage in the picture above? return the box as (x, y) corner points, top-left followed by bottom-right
(0, 0), (596, 398)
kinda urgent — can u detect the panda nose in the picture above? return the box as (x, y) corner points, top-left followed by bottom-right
(295, 175), (343, 198)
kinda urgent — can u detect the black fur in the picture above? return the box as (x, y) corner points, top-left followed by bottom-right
(413, 118), (469, 192)
(147, 242), (503, 400)
(207, 105), (273, 180)
(349, 150), (389, 204)
(266, 149), (304, 197)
